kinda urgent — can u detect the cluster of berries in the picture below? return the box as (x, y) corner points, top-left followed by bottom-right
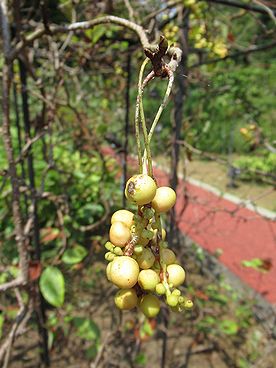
(105, 174), (193, 317)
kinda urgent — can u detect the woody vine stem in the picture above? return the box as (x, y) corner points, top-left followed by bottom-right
(135, 56), (176, 177)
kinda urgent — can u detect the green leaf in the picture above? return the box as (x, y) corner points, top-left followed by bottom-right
(85, 26), (106, 45)
(73, 317), (100, 341)
(219, 319), (239, 335)
(242, 258), (263, 271)
(39, 266), (65, 307)
(141, 320), (154, 337)
(238, 357), (250, 368)
(62, 245), (88, 264)
(134, 353), (147, 365)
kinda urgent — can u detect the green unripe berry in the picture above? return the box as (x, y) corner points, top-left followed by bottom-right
(111, 209), (134, 228)
(184, 300), (193, 309)
(109, 256), (139, 288)
(151, 187), (176, 213)
(125, 174), (157, 206)
(178, 296), (185, 304)
(166, 294), (179, 307)
(136, 248), (155, 269)
(155, 283), (166, 295)
(172, 289), (181, 296)
(160, 248), (176, 264)
(109, 221), (131, 247)
(138, 269), (160, 291)
(139, 294), (160, 318)
(167, 264), (186, 287)
(114, 288), (138, 310)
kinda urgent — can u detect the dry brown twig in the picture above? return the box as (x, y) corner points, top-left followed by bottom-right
(9, 15), (182, 77)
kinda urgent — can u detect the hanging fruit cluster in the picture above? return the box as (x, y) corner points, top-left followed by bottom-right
(105, 173), (193, 318)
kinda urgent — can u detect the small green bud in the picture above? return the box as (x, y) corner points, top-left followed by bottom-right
(155, 283), (166, 295)
(141, 229), (154, 240)
(166, 294), (179, 307)
(160, 241), (168, 248)
(105, 252), (116, 261)
(133, 214), (143, 223)
(184, 300), (193, 309)
(114, 247), (124, 256)
(153, 261), (161, 270)
(105, 241), (114, 251)
(172, 289), (181, 296)
(151, 222), (158, 230)
(143, 208), (155, 220)
(178, 296), (185, 304)
(134, 245), (143, 255)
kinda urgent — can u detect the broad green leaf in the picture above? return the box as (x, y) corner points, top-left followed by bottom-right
(39, 266), (65, 307)
(61, 245), (88, 264)
(73, 317), (100, 341)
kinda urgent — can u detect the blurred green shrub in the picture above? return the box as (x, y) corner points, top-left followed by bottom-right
(234, 152), (276, 182)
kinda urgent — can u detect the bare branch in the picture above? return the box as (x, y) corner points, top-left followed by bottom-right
(79, 200), (110, 232)
(190, 41), (276, 68)
(205, 0), (276, 16)
(0, 301), (32, 365)
(0, 0), (29, 287)
(253, 0), (276, 24)
(9, 15), (182, 75)
(123, 0), (135, 22)
(0, 277), (24, 292)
